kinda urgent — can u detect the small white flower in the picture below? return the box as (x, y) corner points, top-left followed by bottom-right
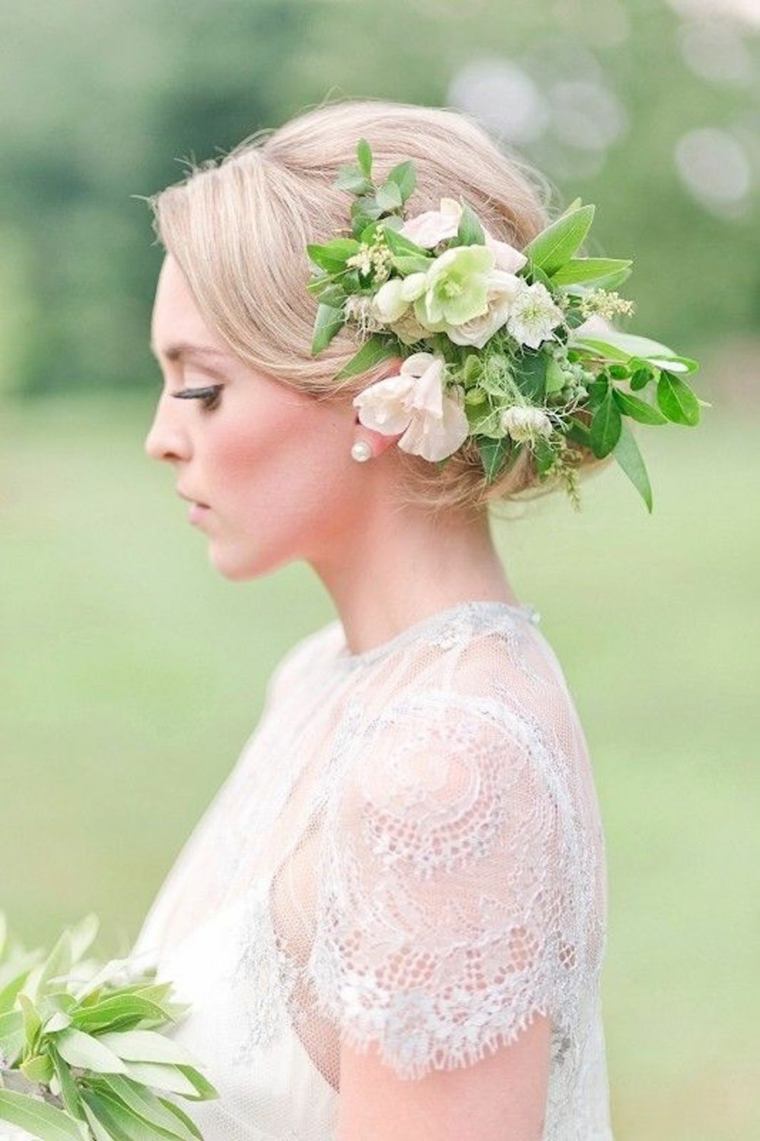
(352, 352), (470, 463)
(506, 280), (565, 349)
(372, 274), (427, 324)
(500, 405), (554, 442)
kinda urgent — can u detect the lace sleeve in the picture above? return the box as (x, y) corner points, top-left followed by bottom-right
(308, 689), (585, 1081)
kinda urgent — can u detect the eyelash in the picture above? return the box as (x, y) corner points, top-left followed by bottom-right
(171, 385), (223, 411)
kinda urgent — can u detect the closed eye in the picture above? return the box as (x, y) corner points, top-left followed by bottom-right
(171, 385), (223, 411)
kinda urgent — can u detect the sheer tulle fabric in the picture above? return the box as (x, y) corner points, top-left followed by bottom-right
(129, 601), (613, 1139)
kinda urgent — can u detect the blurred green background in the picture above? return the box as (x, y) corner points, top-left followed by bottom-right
(1, 1), (759, 1138)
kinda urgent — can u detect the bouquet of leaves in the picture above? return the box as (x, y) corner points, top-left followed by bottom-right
(307, 138), (706, 512)
(0, 911), (218, 1140)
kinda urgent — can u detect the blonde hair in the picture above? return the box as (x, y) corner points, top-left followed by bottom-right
(148, 97), (611, 516)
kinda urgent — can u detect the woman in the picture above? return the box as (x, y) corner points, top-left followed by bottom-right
(134, 98), (613, 1140)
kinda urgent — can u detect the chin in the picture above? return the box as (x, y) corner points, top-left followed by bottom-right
(207, 543), (291, 582)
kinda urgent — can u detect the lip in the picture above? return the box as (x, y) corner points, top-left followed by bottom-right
(176, 488), (211, 525)
(188, 502), (210, 525)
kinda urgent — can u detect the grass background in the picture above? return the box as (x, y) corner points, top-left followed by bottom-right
(2, 386), (758, 1139)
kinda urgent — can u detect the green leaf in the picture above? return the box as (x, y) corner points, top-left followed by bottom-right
(80, 1088), (150, 1141)
(73, 992), (170, 1034)
(629, 367), (654, 391)
(157, 1097), (203, 1139)
(20, 1050), (55, 1083)
(0, 1089), (86, 1140)
(524, 204), (595, 275)
(18, 992), (42, 1052)
(356, 138), (373, 180)
(382, 226), (429, 260)
(50, 1046), (84, 1119)
(612, 388), (668, 425)
(551, 257), (632, 286)
(306, 238), (360, 274)
(565, 416), (592, 450)
(512, 351), (547, 401)
(477, 437), (509, 483)
(570, 330), (698, 373)
(657, 372), (701, 426)
(67, 915), (100, 967)
(385, 160), (416, 203)
(53, 1026), (129, 1073)
(589, 390), (622, 457)
(97, 1074), (200, 1140)
(333, 166), (373, 195)
(95, 1028), (203, 1067)
(456, 202), (486, 246)
(375, 180), (403, 213)
(0, 1008), (25, 1064)
(390, 254), (432, 275)
(612, 418), (653, 513)
(120, 1060), (199, 1097)
(333, 335), (401, 381)
(81, 1101), (115, 1141)
(311, 303), (345, 356)
(174, 1064), (219, 1101)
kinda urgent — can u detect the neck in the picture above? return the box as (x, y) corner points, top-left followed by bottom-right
(308, 495), (519, 657)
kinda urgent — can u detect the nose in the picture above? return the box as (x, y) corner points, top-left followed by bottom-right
(144, 395), (192, 463)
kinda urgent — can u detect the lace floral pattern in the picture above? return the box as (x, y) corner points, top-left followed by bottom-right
(131, 601), (612, 1140)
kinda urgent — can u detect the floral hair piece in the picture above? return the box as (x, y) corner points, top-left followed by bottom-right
(307, 137), (705, 512)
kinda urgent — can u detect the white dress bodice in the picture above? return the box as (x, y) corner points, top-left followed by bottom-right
(127, 600), (614, 1140)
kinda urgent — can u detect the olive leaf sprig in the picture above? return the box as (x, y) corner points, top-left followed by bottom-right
(0, 910), (218, 1140)
(306, 138), (706, 513)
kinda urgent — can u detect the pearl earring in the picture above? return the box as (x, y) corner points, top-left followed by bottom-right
(350, 440), (372, 462)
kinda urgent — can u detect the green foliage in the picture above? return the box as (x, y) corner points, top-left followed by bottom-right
(0, 912), (217, 1139)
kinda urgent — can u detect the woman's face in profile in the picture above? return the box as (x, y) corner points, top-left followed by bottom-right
(145, 254), (366, 580)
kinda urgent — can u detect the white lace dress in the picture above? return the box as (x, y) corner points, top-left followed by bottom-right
(129, 599), (614, 1140)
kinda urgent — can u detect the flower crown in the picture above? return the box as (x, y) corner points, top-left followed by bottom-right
(306, 138), (705, 512)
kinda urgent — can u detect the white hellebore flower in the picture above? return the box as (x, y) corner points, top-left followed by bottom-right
(446, 269), (523, 349)
(400, 197), (529, 274)
(352, 352), (470, 463)
(506, 280), (565, 350)
(500, 405), (553, 443)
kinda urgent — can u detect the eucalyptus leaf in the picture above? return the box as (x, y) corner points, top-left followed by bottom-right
(53, 1026), (129, 1073)
(523, 204), (595, 275)
(612, 418), (653, 513)
(73, 993), (170, 1034)
(120, 1060), (199, 1097)
(174, 1064), (219, 1101)
(0, 1088), (86, 1141)
(50, 1047), (83, 1119)
(95, 1029), (203, 1068)
(0, 1008), (24, 1065)
(97, 1074), (199, 1140)
(157, 1096), (203, 1139)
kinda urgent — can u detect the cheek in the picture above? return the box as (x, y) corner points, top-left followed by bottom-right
(204, 396), (356, 530)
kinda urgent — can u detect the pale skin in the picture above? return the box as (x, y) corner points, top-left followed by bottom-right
(146, 253), (552, 1140)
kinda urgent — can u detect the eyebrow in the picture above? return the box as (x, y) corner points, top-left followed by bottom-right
(150, 341), (233, 365)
